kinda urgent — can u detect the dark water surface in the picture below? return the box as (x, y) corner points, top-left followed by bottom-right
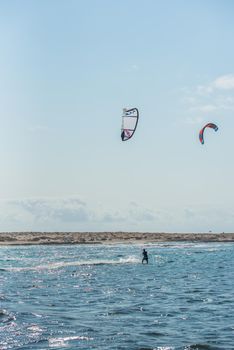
(0, 242), (233, 349)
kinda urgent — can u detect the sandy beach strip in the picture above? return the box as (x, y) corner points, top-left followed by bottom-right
(0, 232), (233, 245)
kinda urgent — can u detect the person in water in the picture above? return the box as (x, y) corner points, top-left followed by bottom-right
(142, 249), (148, 264)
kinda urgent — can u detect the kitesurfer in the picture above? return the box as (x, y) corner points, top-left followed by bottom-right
(142, 249), (148, 264)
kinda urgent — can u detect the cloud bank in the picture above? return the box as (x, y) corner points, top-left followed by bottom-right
(0, 197), (234, 233)
(0, 197), (158, 232)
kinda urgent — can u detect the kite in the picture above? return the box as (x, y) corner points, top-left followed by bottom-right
(199, 123), (218, 145)
(121, 108), (139, 141)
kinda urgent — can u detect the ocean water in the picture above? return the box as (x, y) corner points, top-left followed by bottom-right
(0, 242), (233, 350)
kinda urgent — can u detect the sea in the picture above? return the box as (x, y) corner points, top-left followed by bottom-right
(0, 242), (233, 350)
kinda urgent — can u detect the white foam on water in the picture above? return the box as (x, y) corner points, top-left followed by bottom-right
(155, 347), (174, 350)
(48, 335), (93, 348)
(27, 324), (44, 333)
(5, 256), (139, 271)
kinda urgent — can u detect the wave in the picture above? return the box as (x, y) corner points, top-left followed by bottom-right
(0, 309), (16, 325)
(48, 335), (93, 347)
(4, 256), (139, 272)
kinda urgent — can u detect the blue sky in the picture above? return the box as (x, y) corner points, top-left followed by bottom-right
(0, 0), (234, 232)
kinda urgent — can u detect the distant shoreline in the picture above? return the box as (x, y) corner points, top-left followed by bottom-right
(0, 232), (233, 245)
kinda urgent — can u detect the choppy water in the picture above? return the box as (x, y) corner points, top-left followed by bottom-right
(0, 242), (233, 350)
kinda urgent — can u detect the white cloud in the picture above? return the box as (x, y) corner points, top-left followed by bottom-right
(98, 203), (157, 223)
(216, 95), (234, 111)
(0, 198), (160, 231)
(100, 212), (125, 223)
(195, 74), (234, 96)
(4, 197), (93, 226)
(196, 84), (214, 95)
(128, 205), (156, 222)
(1, 197), (234, 232)
(213, 74), (234, 90)
(182, 74), (234, 121)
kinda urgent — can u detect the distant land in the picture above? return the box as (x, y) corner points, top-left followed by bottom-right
(0, 232), (233, 245)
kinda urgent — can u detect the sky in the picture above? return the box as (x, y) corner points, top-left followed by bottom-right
(0, 0), (234, 232)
